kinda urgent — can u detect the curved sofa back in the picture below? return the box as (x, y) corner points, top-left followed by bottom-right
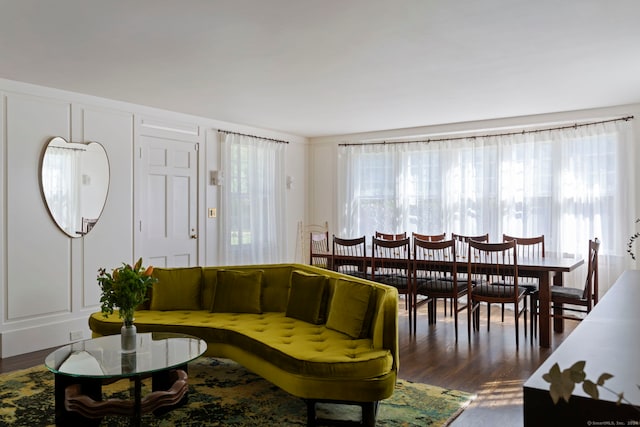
(202, 264), (399, 371)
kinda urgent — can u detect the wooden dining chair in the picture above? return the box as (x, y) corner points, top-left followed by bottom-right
(445, 233), (489, 314)
(549, 238), (599, 322)
(413, 238), (469, 340)
(371, 236), (412, 318)
(503, 234), (545, 258)
(332, 235), (368, 279)
(452, 233), (489, 260)
(375, 231), (407, 241)
(412, 232), (447, 242)
(467, 239), (527, 348)
(309, 230), (332, 269)
(412, 232), (448, 313)
(529, 239), (599, 342)
(503, 234), (545, 342)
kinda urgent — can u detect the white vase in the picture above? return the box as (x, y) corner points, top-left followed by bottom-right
(121, 323), (137, 353)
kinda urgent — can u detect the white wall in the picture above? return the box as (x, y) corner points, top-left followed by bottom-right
(0, 78), (307, 358)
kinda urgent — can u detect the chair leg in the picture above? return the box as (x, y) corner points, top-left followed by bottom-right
(453, 298), (459, 341)
(523, 299), (528, 339)
(514, 307), (519, 349)
(529, 295), (536, 344)
(467, 303), (472, 342)
(410, 293), (416, 333)
(468, 299), (477, 339)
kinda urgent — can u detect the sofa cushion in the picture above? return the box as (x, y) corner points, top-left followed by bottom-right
(286, 270), (328, 324)
(150, 267), (202, 311)
(201, 267), (217, 309)
(211, 270), (263, 314)
(326, 279), (373, 339)
(258, 266), (292, 312)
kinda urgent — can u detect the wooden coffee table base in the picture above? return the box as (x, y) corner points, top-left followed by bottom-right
(55, 368), (188, 427)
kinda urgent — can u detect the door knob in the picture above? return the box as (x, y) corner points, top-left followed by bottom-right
(190, 234), (198, 239)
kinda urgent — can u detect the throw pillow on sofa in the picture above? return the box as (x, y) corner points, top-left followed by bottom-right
(211, 270), (263, 314)
(326, 279), (373, 339)
(285, 270), (328, 324)
(150, 267), (202, 311)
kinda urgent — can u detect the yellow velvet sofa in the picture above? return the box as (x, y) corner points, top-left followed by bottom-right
(88, 263), (399, 426)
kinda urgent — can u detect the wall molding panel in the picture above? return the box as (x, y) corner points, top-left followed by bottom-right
(0, 78), (306, 358)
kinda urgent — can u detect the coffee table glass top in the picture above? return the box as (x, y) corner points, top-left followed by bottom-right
(45, 332), (207, 379)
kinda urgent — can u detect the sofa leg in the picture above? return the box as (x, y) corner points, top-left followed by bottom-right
(362, 401), (379, 427)
(304, 399), (379, 427)
(305, 400), (317, 427)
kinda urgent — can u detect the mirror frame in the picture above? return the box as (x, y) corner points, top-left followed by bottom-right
(39, 136), (110, 238)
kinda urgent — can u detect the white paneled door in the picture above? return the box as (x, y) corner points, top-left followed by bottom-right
(137, 135), (198, 267)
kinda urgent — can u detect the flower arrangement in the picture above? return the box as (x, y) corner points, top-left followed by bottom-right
(97, 258), (157, 326)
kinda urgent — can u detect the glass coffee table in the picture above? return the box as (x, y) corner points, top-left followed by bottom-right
(45, 332), (207, 426)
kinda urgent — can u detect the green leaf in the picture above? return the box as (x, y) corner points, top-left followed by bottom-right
(583, 380), (599, 400)
(596, 373), (613, 386)
(559, 370), (576, 402)
(569, 361), (586, 371)
(548, 377), (575, 404)
(568, 361), (586, 383)
(549, 383), (561, 404)
(545, 363), (577, 404)
(543, 363), (562, 384)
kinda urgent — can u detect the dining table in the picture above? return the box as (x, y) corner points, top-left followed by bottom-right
(333, 249), (584, 348)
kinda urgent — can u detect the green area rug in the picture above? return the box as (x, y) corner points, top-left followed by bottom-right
(0, 357), (474, 426)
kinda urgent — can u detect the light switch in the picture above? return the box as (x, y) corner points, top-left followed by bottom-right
(208, 208), (217, 218)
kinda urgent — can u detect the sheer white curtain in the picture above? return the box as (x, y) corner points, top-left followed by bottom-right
(41, 147), (81, 234)
(338, 120), (635, 293)
(218, 132), (286, 265)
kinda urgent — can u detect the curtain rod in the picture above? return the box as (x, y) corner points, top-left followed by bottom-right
(217, 129), (289, 144)
(338, 115), (634, 147)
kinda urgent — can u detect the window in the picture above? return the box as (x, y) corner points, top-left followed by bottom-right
(219, 133), (286, 264)
(338, 120), (635, 291)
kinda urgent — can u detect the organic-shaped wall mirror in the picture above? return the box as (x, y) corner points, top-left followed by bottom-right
(40, 136), (110, 238)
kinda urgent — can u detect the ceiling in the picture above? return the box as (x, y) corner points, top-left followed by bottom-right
(1, 0), (639, 138)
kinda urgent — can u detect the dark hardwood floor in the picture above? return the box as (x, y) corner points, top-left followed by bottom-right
(398, 299), (576, 426)
(0, 299), (576, 426)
